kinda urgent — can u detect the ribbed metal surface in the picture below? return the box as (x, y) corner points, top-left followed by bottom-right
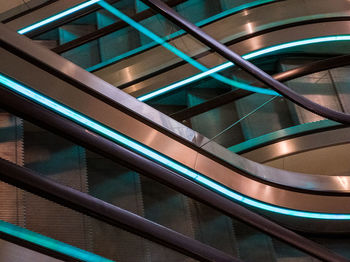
(23, 122), (92, 252)
(86, 150), (148, 261)
(233, 220), (277, 262)
(188, 200), (239, 258)
(140, 175), (195, 262)
(0, 109), (24, 227)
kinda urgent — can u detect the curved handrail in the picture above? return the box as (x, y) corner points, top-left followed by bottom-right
(171, 54), (350, 121)
(143, 0), (350, 125)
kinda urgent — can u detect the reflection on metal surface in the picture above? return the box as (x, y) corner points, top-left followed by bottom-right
(337, 176), (349, 188)
(241, 127), (350, 163)
(86, 0), (277, 72)
(278, 141), (292, 156)
(246, 22), (254, 34)
(98, 0), (272, 97)
(230, 120), (341, 153)
(2, 73), (350, 220)
(0, 220), (113, 262)
(17, 0), (101, 35)
(138, 35), (350, 101)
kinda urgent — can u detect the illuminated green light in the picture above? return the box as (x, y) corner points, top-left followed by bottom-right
(138, 35), (350, 101)
(1, 73), (349, 220)
(17, 0), (101, 35)
(0, 220), (112, 262)
(98, 1), (275, 96)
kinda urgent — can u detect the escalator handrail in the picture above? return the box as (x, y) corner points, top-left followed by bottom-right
(143, 0), (350, 125)
(0, 77), (346, 262)
(0, 91), (240, 262)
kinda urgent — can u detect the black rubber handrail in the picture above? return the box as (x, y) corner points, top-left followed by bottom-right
(0, 80), (346, 262)
(143, 0), (350, 125)
(171, 54), (350, 121)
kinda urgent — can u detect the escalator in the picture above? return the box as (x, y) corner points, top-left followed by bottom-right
(1, 1), (350, 261)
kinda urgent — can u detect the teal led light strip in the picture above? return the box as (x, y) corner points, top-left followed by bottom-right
(1, 74), (350, 219)
(98, 0), (276, 96)
(138, 35), (350, 101)
(0, 220), (112, 262)
(86, 0), (276, 72)
(17, 0), (101, 35)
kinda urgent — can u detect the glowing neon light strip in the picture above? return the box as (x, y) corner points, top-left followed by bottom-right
(98, 1), (276, 96)
(1, 74), (349, 219)
(0, 220), (112, 262)
(138, 35), (350, 101)
(86, 0), (276, 72)
(17, 0), (101, 35)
